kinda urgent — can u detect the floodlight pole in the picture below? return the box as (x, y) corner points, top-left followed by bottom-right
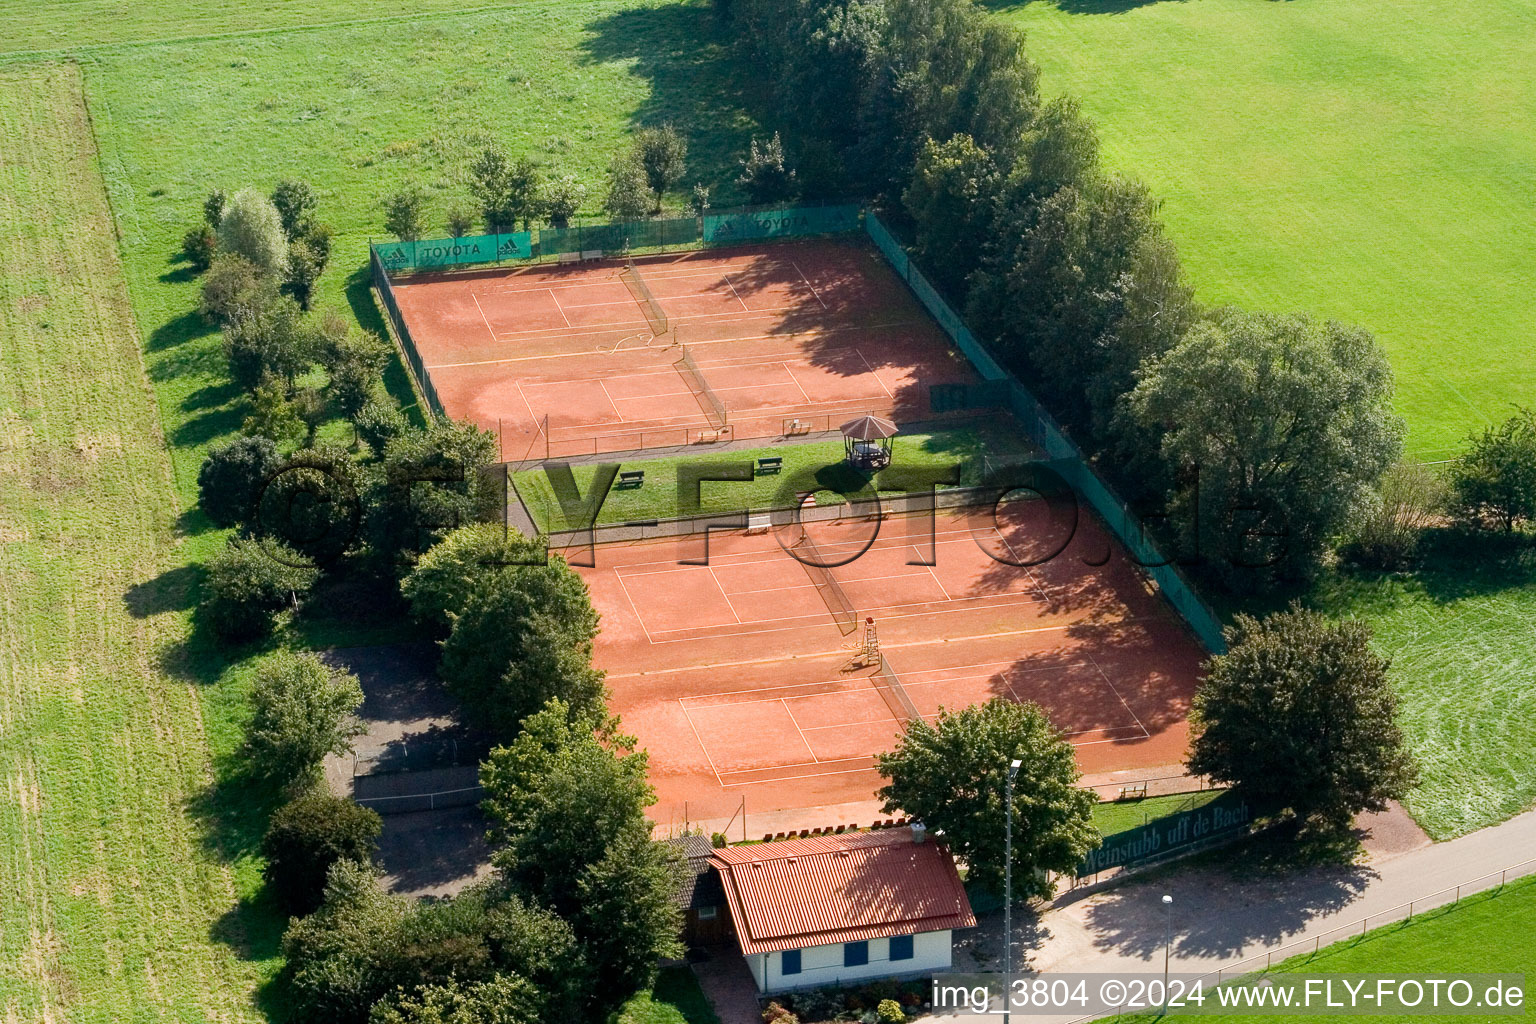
(1003, 758), (1022, 1024)
(1162, 893), (1174, 1004)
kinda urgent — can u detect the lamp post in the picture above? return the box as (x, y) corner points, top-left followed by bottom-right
(1162, 894), (1174, 1003)
(1003, 758), (1022, 1024)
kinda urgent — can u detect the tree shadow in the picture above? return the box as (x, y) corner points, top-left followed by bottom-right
(579, 2), (757, 200)
(123, 563), (205, 618)
(147, 309), (214, 353)
(344, 265), (430, 430)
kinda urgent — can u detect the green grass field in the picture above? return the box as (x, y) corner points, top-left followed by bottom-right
(1153, 874), (1536, 1023)
(0, 63), (265, 1022)
(1314, 534), (1536, 840)
(993, 0), (1536, 461)
(615, 966), (723, 1024)
(1092, 790), (1221, 840)
(513, 426), (1035, 531)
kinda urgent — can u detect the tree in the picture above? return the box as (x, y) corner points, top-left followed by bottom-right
(318, 317), (391, 419)
(217, 188), (289, 276)
(356, 398), (409, 455)
(252, 442), (366, 567)
(439, 562), (605, 737)
(368, 976), (542, 1024)
(539, 175), (584, 229)
(285, 229), (330, 310)
(903, 134), (999, 297)
(364, 422), (499, 566)
(1189, 606), (1419, 833)
(470, 148), (542, 230)
(1342, 461), (1447, 569)
(200, 251), (274, 324)
(479, 701), (649, 914)
(243, 379), (310, 449)
(1450, 408), (1536, 532)
(689, 183), (710, 216)
(875, 697), (1097, 899)
(400, 522), (547, 633)
(282, 859), (409, 1024)
(737, 132), (797, 204)
(243, 650), (366, 788)
(603, 153), (654, 221)
(197, 434), (283, 528)
(574, 827), (684, 1003)
(1129, 310), (1403, 584)
(182, 222), (218, 272)
(635, 124), (688, 211)
(262, 791), (382, 915)
(384, 186), (430, 242)
(223, 293), (315, 394)
(204, 188), (227, 227)
(201, 537), (316, 642)
(271, 179), (319, 239)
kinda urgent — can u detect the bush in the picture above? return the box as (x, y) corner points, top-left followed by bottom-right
(203, 188), (227, 227)
(243, 650), (366, 788)
(199, 251), (272, 323)
(197, 435), (283, 528)
(285, 233), (329, 310)
(181, 222), (218, 271)
(445, 203), (476, 238)
(635, 124), (687, 211)
(201, 537), (316, 642)
(1341, 461), (1447, 569)
(262, 792), (382, 915)
(217, 188), (289, 276)
(242, 379), (310, 449)
(356, 398), (409, 454)
(763, 1001), (798, 1024)
(368, 976), (543, 1024)
(540, 175), (584, 229)
(1450, 408), (1536, 532)
(877, 998), (906, 1023)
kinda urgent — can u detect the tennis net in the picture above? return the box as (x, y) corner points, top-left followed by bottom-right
(622, 259), (668, 336)
(675, 345), (728, 429)
(873, 656), (921, 724)
(791, 526), (857, 635)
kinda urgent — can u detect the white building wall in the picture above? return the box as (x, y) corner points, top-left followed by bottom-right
(759, 929), (952, 994)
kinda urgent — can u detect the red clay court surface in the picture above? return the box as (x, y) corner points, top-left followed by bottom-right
(387, 240), (980, 460)
(574, 504), (1205, 831)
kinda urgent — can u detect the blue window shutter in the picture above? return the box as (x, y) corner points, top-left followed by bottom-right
(844, 940), (869, 967)
(782, 949), (801, 975)
(890, 934), (914, 961)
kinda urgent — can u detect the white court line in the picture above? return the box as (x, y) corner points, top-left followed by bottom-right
(548, 287), (573, 328)
(721, 272), (751, 312)
(923, 556), (953, 602)
(470, 291), (498, 343)
(783, 699), (820, 762)
(597, 378), (624, 423)
(678, 700), (727, 788)
(791, 259), (828, 309)
(707, 565), (743, 624)
(613, 570), (656, 646)
(514, 382), (541, 434)
(1082, 650), (1153, 741)
(781, 361), (812, 402)
(717, 763), (877, 787)
(854, 346), (895, 398)
(990, 525), (1057, 604)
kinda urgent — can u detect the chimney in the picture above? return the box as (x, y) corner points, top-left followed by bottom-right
(910, 822), (927, 844)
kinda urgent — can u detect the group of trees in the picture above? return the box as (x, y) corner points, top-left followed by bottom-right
(187, 182), (333, 308)
(716, 0), (1405, 588)
(271, 522), (682, 1023)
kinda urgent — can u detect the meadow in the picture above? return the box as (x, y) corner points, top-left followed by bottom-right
(994, 0), (1536, 462)
(0, 63), (265, 1021)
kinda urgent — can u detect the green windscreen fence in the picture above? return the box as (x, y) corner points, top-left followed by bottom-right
(864, 210), (1226, 654)
(703, 204), (861, 244)
(372, 203), (863, 274)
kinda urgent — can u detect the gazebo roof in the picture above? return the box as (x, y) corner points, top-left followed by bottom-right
(839, 414), (899, 440)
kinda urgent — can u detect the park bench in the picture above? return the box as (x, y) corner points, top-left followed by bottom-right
(557, 251), (581, 265)
(1117, 783), (1148, 801)
(756, 456), (783, 475)
(617, 470), (645, 489)
(581, 249), (604, 261)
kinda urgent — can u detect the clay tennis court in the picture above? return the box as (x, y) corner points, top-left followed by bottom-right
(387, 240), (981, 460)
(574, 502), (1205, 833)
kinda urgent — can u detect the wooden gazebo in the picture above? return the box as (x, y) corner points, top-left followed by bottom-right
(840, 414), (899, 471)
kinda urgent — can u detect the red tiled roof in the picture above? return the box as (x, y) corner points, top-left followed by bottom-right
(709, 827), (976, 955)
